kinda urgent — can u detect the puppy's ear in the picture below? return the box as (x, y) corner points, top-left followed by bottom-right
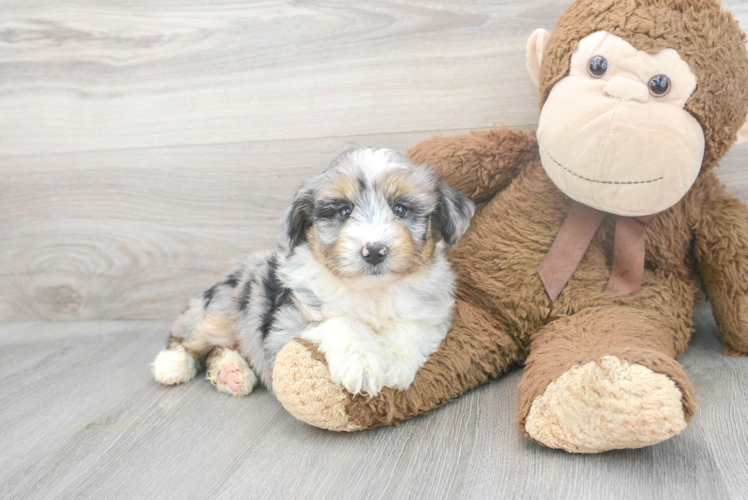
(282, 183), (314, 251)
(433, 181), (475, 245)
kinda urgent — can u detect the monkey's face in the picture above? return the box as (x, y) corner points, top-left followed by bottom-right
(536, 31), (705, 217)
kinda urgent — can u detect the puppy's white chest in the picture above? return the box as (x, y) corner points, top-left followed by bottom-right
(328, 287), (406, 332)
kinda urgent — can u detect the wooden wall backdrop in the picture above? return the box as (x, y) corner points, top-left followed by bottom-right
(1, 0), (747, 320)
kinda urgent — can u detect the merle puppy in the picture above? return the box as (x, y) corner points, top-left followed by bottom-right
(152, 148), (474, 397)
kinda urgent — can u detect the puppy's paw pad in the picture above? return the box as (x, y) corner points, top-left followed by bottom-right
(207, 350), (256, 397)
(153, 347), (197, 385)
(218, 363), (246, 394)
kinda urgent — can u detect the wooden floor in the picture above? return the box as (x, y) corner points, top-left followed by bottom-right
(3, 1), (748, 498)
(1, 304), (747, 499)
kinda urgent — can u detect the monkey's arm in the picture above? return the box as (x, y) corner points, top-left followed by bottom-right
(407, 129), (538, 204)
(691, 174), (748, 356)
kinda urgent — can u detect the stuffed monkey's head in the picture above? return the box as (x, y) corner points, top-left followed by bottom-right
(528, 0), (748, 217)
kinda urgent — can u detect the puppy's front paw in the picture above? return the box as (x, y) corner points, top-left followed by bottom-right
(384, 362), (418, 391)
(326, 350), (386, 397)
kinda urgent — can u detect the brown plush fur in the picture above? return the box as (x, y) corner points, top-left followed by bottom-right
(272, 0), (748, 446)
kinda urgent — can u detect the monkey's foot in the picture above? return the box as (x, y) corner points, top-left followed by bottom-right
(524, 355), (688, 453)
(206, 348), (256, 397)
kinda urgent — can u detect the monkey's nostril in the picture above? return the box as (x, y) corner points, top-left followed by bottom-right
(362, 243), (387, 265)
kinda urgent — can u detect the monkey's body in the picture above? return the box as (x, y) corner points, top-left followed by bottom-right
(270, 0), (748, 452)
(275, 130), (747, 451)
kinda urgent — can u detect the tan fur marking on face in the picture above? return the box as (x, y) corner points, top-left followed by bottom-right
(381, 172), (437, 275)
(182, 314), (236, 356)
(390, 222), (434, 275)
(307, 227), (346, 278)
(381, 172), (419, 202)
(325, 175), (359, 201)
(306, 227), (325, 263)
(328, 231), (351, 277)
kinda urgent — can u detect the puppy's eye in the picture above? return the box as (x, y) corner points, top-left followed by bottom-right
(588, 55), (608, 78)
(393, 204), (408, 218)
(338, 206), (352, 221)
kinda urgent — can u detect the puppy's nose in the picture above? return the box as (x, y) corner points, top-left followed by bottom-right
(362, 243), (388, 265)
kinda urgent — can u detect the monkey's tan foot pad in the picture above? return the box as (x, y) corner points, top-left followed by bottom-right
(273, 339), (362, 431)
(206, 348), (256, 397)
(524, 355), (687, 453)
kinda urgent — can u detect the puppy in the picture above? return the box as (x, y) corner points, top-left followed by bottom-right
(152, 148), (475, 397)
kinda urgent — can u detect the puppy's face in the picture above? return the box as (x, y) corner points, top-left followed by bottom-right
(283, 148), (475, 281)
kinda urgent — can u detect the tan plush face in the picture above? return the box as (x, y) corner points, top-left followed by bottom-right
(535, 31), (705, 216)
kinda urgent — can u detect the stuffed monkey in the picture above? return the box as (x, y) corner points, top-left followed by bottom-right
(271, 0), (748, 453)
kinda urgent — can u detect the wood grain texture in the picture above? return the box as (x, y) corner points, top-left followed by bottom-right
(0, 0), (747, 320)
(0, 0), (554, 156)
(0, 304), (746, 499)
(0, 129), (489, 320)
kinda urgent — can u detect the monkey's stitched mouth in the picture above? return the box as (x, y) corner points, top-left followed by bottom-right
(544, 149), (664, 185)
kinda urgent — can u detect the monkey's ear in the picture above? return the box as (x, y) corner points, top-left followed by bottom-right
(526, 28), (551, 89)
(281, 184), (314, 251)
(736, 118), (748, 146)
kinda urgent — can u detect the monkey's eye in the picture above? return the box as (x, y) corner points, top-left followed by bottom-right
(648, 75), (671, 97)
(393, 204), (408, 218)
(587, 55), (609, 78)
(338, 206), (352, 221)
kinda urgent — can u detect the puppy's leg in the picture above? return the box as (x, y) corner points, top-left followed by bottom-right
(153, 251), (273, 387)
(206, 347), (257, 397)
(301, 317), (390, 397)
(379, 320), (450, 391)
(153, 292), (238, 386)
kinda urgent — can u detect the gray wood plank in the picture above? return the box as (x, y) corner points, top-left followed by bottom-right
(687, 307), (748, 497)
(1, 304), (746, 500)
(0, 0), (561, 157)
